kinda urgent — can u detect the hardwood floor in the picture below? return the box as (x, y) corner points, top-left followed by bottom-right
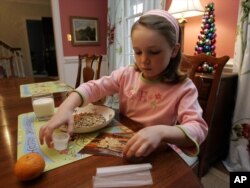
(214, 161), (229, 175)
(201, 161), (230, 188)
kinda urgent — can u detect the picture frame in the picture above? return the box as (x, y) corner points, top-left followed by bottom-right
(70, 16), (100, 46)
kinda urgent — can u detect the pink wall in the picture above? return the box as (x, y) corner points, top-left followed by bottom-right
(59, 0), (238, 58)
(59, 0), (107, 56)
(166, 0), (239, 58)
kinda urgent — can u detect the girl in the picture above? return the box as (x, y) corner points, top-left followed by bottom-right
(39, 9), (208, 159)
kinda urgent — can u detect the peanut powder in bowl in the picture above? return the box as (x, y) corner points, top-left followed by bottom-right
(74, 112), (106, 128)
(60, 104), (115, 133)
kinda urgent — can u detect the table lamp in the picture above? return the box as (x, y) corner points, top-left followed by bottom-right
(168, 0), (204, 50)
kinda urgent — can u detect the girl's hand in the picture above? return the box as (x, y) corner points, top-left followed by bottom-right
(123, 126), (162, 158)
(39, 108), (74, 148)
(39, 91), (84, 148)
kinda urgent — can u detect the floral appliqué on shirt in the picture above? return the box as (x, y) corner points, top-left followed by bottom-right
(127, 87), (162, 108)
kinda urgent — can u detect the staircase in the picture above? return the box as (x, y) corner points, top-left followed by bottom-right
(0, 40), (25, 77)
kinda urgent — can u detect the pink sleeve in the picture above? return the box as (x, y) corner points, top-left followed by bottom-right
(176, 80), (208, 156)
(75, 67), (127, 104)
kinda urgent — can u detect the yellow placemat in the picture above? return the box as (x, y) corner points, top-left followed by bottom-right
(20, 81), (73, 98)
(17, 112), (132, 172)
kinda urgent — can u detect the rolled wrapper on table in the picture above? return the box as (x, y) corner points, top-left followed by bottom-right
(93, 170), (153, 188)
(96, 163), (152, 176)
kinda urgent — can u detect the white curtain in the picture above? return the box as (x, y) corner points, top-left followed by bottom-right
(107, 0), (124, 74)
(223, 0), (250, 171)
(105, 0), (123, 109)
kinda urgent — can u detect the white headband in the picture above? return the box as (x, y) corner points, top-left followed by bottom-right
(143, 9), (179, 42)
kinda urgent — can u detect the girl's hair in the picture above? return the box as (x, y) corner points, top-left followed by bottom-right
(131, 15), (187, 83)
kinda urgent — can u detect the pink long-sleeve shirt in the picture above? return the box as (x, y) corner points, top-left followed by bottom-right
(77, 66), (208, 156)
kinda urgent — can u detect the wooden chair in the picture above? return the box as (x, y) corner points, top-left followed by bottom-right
(180, 53), (230, 177)
(75, 54), (103, 88)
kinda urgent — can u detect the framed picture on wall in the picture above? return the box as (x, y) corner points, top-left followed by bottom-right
(70, 16), (100, 46)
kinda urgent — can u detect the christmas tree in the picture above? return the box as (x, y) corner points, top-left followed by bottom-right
(195, 2), (216, 57)
(194, 2), (217, 73)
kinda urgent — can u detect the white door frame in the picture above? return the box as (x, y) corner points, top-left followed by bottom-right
(51, 0), (65, 82)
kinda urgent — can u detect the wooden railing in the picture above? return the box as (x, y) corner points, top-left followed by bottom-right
(0, 40), (25, 77)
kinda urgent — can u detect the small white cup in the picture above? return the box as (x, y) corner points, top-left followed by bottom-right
(52, 132), (70, 151)
(32, 93), (55, 121)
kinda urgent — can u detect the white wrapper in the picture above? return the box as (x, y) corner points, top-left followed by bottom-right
(93, 170), (153, 188)
(93, 163), (153, 187)
(96, 163), (152, 176)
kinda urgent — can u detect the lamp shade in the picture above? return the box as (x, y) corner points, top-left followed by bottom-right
(168, 0), (204, 19)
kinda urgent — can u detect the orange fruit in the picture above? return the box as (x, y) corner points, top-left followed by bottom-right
(14, 153), (45, 181)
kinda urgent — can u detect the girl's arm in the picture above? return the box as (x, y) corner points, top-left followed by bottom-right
(39, 91), (84, 147)
(123, 125), (194, 158)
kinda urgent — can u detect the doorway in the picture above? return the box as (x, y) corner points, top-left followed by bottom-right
(26, 17), (58, 77)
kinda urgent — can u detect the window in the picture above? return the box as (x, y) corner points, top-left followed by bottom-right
(123, 0), (163, 65)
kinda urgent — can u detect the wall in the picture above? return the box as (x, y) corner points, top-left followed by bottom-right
(0, 0), (52, 76)
(58, 0), (237, 86)
(166, 0), (239, 58)
(57, 0), (108, 87)
(0, 0), (238, 79)
(59, 0), (107, 56)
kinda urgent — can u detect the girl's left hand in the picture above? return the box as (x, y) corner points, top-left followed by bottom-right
(123, 126), (162, 158)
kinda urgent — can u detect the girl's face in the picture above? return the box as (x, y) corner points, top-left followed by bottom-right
(132, 25), (179, 80)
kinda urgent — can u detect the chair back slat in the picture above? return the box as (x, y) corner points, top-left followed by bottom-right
(181, 53), (229, 126)
(75, 54), (103, 88)
(180, 53), (230, 177)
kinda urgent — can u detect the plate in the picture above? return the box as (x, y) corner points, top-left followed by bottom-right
(61, 104), (115, 133)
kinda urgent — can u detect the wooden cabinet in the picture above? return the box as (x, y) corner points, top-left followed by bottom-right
(198, 72), (238, 176)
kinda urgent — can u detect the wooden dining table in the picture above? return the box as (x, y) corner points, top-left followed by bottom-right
(0, 77), (203, 188)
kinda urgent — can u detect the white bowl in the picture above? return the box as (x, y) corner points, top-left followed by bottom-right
(61, 104), (115, 133)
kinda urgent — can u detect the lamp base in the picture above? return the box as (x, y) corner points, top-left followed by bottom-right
(178, 17), (187, 24)
(178, 20), (186, 52)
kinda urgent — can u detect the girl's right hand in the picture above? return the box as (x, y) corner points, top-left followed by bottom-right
(39, 90), (85, 148)
(39, 108), (75, 148)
